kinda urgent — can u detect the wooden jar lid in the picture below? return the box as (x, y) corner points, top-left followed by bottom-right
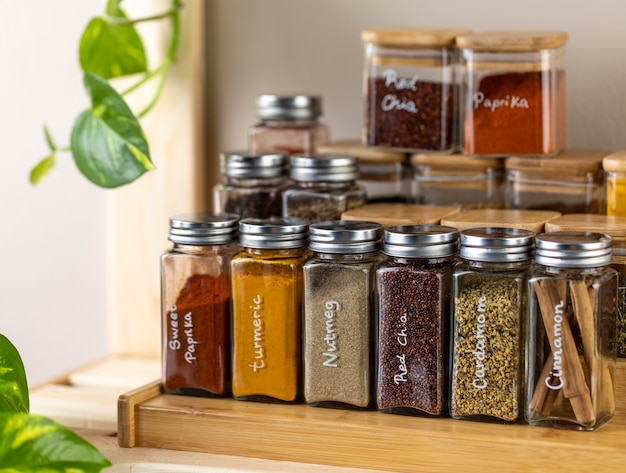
(603, 151), (626, 173)
(317, 140), (407, 164)
(341, 203), (460, 227)
(544, 214), (626, 245)
(440, 208), (561, 233)
(361, 27), (472, 47)
(506, 149), (610, 174)
(456, 30), (569, 52)
(411, 153), (504, 171)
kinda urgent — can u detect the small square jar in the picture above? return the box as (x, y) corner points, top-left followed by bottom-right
(317, 140), (409, 203)
(505, 149), (608, 214)
(545, 213), (626, 358)
(361, 27), (470, 153)
(410, 153), (504, 209)
(457, 31), (568, 157)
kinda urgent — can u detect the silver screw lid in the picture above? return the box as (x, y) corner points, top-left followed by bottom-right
(169, 213), (239, 245)
(459, 227), (535, 263)
(221, 151), (287, 179)
(239, 217), (309, 249)
(384, 224), (459, 258)
(309, 220), (383, 254)
(256, 94), (323, 121)
(290, 153), (359, 182)
(535, 231), (613, 268)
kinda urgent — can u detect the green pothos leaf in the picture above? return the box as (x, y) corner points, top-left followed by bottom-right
(79, 5), (147, 80)
(71, 72), (154, 188)
(0, 413), (111, 472)
(0, 334), (29, 414)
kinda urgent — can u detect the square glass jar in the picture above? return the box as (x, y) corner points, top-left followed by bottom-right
(457, 31), (568, 157)
(361, 27), (470, 153)
(410, 152), (504, 209)
(505, 148), (607, 214)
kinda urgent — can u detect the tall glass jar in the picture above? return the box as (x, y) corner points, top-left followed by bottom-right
(249, 94), (330, 155)
(161, 213), (240, 397)
(361, 27), (470, 152)
(303, 220), (383, 408)
(230, 218), (309, 403)
(213, 150), (288, 219)
(457, 31), (568, 157)
(526, 232), (618, 431)
(283, 153), (366, 223)
(450, 227), (534, 423)
(376, 225), (458, 416)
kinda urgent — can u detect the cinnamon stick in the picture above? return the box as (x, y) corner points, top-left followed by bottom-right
(533, 279), (595, 425)
(529, 353), (560, 415)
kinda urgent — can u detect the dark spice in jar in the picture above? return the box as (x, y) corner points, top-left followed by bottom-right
(377, 261), (449, 414)
(366, 77), (454, 151)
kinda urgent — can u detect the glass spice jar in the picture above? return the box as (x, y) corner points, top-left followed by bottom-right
(361, 27), (470, 152)
(213, 150), (289, 219)
(376, 224), (459, 416)
(410, 152), (505, 208)
(526, 232), (618, 431)
(457, 31), (568, 157)
(303, 220), (383, 409)
(283, 153), (367, 223)
(603, 151), (626, 216)
(230, 217), (309, 403)
(249, 94), (330, 155)
(544, 214), (626, 358)
(161, 213), (240, 397)
(450, 227), (534, 423)
(505, 149), (607, 214)
(317, 140), (410, 203)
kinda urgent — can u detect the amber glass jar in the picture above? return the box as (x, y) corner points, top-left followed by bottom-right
(161, 213), (240, 397)
(230, 217), (309, 402)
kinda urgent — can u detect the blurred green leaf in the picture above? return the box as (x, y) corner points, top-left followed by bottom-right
(0, 334), (29, 414)
(79, 6), (147, 80)
(71, 72), (154, 188)
(29, 155), (55, 186)
(0, 413), (111, 472)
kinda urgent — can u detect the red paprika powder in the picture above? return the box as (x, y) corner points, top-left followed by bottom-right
(161, 213), (239, 396)
(457, 31), (568, 157)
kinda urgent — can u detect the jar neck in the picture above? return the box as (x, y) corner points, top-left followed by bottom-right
(243, 246), (307, 258)
(294, 180), (355, 189)
(390, 255), (455, 268)
(260, 118), (319, 127)
(462, 259), (531, 271)
(172, 242), (236, 255)
(224, 175), (286, 187)
(539, 265), (608, 277)
(314, 250), (380, 263)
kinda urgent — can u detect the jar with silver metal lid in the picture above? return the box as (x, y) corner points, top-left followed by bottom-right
(450, 227), (534, 423)
(283, 153), (367, 223)
(161, 213), (240, 397)
(526, 231), (618, 431)
(376, 225), (458, 416)
(249, 94), (330, 155)
(303, 220), (383, 408)
(213, 150), (288, 219)
(230, 217), (309, 402)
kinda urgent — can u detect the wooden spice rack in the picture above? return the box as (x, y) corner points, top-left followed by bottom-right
(118, 359), (626, 472)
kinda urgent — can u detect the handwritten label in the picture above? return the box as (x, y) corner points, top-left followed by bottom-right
(322, 301), (339, 367)
(394, 312), (409, 384)
(380, 69), (419, 114)
(473, 91), (530, 112)
(545, 300), (565, 390)
(249, 295), (266, 372)
(166, 305), (198, 364)
(472, 296), (487, 389)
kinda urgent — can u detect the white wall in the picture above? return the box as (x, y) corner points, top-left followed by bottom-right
(0, 1), (107, 385)
(4, 0), (626, 387)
